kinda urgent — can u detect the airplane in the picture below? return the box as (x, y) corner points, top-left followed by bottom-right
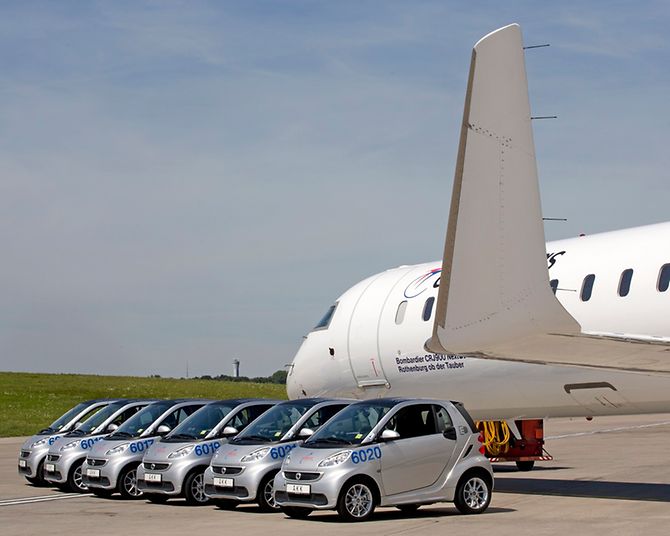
(285, 24), (670, 424)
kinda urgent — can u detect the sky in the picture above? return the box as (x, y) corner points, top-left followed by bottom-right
(1, 1), (668, 378)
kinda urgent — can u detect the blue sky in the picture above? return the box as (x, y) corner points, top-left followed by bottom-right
(1, 1), (668, 377)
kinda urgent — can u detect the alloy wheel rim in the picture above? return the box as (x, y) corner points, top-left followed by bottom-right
(192, 473), (207, 503)
(73, 465), (87, 491)
(124, 469), (142, 497)
(463, 477), (488, 509)
(264, 479), (278, 509)
(345, 483), (373, 518)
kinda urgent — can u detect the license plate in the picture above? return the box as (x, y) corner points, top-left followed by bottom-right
(213, 477), (233, 488)
(144, 473), (162, 483)
(18, 459), (27, 468)
(286, 483), (310, 495)
(45, 463), (55, 472)
(86, 468), (100, 478)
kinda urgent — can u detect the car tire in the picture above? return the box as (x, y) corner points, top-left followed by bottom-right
(67, 460), (88, 493)
(454, 473), (491, 515)
(282, 506), (312, 519)
(396, 504), (420, 514)
(336, 479), (377, 522)
(146, 494), (169, 504)
(118, 464), (143, 499)
(516, 461), (535, 471)
(25, 460), (47, 486)
(257, 473), (280, 512)
(90, 488), (113, 498)
(184, 470), (210, 505)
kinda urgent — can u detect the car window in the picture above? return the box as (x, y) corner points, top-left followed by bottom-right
(433, 405), (453, 433)
(385, 404), (437, 439)
(302, 404), (348, 431)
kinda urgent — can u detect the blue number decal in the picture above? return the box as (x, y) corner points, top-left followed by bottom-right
(351, 447), (382, 464)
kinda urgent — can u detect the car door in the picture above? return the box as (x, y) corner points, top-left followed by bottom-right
(380, 404), (457, 496)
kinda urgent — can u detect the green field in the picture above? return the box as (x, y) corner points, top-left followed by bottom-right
(0, 371), (287, 437)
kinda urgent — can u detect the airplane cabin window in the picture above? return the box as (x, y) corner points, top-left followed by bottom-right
(395, 301), (408, 325)
(422, 297), (435, 321)
(550, 279), (558, 294)
(581, 274), (595, 302)
(658, 264), (670, 292)
(618, 269), (633, 297)
(313, 303), (337, 331)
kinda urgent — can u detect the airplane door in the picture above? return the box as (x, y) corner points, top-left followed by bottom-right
(380, 404), (456, 495)
(564, 382), (630, 414)
(347, 271), (401, 388)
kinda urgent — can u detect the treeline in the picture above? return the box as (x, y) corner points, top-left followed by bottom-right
(194, 369), (288, 385)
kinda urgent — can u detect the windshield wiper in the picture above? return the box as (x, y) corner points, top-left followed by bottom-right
(38, 427), (55, 434)
(109, 431), (133, 439)
(235, 434), (270, 442)
(309, 437), (352, 445)
(169, 433), (196, 440)
(68, 430), (86, 436)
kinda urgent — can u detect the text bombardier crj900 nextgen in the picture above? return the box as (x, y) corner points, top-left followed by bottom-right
(286, 24), (670, 422)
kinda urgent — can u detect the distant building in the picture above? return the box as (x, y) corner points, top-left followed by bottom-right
(233, 359), (240, 378)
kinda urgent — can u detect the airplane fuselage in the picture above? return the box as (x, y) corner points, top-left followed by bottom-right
(286, 222), (670, 420)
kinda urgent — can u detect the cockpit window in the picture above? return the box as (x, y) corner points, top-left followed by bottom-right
(313, 303), (337, 331)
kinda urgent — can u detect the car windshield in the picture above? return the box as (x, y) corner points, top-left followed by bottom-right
(41, 402), (91, 433)
(167, 403), (235, 440)
(306, 401), (396, 446)
(74, 402), (126, 435)
(233, 403), (311, 443)
(111, 402), (173, 438)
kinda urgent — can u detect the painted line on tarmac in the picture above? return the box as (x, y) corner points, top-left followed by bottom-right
(0, 493), (90, 506)
(547, 420), (670, 440)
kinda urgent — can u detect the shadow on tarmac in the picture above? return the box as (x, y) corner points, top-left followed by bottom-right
(496, 478), (670, 502)
(288, 506), (516, 523)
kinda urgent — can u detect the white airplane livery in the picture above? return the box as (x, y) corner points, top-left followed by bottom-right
(286, 24), (670, 421)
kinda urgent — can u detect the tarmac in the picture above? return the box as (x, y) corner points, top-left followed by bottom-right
(2, 413), (670, 536)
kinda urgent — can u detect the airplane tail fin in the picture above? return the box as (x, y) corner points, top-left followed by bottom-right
(426, 24), (670, 374)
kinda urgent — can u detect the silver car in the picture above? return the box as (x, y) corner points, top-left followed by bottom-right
(137, 399), (278, 505)
(274, 398), (493, 521)
(18, 399), (120, 486)
(203, 399), (350, 511)
(83, 399), (208, 498)
(44, 399), (153, 492)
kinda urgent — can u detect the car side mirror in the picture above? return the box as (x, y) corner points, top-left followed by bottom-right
(106, 423), (119, 433)
(298, 428), (314, 438)
(380, 429), (400, 441)
(222, 426), (238, 436)
(156, 424), (171, 436)
(443, 426), (457, 440)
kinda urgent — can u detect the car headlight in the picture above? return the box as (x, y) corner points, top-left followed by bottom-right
(105, 443), (130, 456)
(60, 440), (80, 451)
(318, 450), (351, 467)
(240, 447), (270, 463)
(31, 438), (48, 448)
(168, 445), (195, 459)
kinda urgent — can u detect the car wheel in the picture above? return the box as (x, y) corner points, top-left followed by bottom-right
(257, 473), (280, 512)
(337, 479), (376, 522)
(67, 460), (88, 493)
(516, 460), (535, 471)
(454, 474), (491, 515)
(281, 506), (312, 519)
(146, 494), (169, 504)
(396, 504), (420, 514)
(184, 470), (210, 505)
(26, 461), (47, 486)
(90, 488), (113, 498)
(118, 465), (143, 499)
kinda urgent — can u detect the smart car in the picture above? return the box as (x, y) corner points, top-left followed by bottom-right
(18, 399), (119, 485)
(203, 398), (350, 511)
(274, 398), (492, 521)
(44, 399), (153, 492)
(83, 399), (208, 498)
(137, 399), (278, 504)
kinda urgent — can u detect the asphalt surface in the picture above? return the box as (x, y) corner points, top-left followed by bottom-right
(2, 413), (670, 535)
